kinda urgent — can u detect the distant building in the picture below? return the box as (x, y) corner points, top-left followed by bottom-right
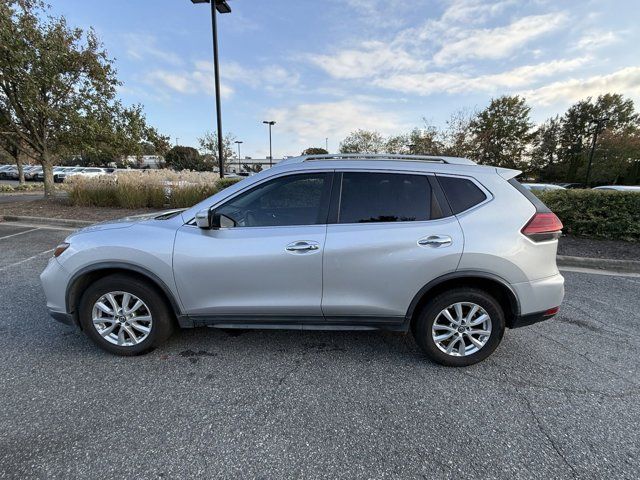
(227, 157), (281, 173)
(124, 155), (164, 169)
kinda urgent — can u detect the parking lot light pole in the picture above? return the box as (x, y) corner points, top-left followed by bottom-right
(190, 0), (232, 178)
(263, 120), (276, 167)
(234, 140), (243, 172)
(585, 117), (608, 187)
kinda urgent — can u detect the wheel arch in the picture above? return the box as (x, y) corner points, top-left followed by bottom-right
(406, 271), (520, 329)
(66, 262), (184, 326)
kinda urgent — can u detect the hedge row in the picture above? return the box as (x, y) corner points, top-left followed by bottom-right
(536, 190), (640, 241)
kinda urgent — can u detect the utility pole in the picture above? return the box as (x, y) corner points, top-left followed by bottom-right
(263, 120), (276, 167)
(585, 118), (608, 187)
(189, 0), (233, 178)
(234, 140), (243, 173)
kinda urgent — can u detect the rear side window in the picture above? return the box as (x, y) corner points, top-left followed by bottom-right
(438, 176), (487, 214)
(338, 172), (432, 223)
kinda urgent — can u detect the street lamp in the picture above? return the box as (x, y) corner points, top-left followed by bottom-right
(189, 0), (232, 178)
(584, 117), (608, 187)
(234, 140), (243, 173)
(263, 120), (276, 167)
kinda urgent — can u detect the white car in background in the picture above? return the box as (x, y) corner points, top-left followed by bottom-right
(593, 185), (640, 192)
(522, 183), (566, 192)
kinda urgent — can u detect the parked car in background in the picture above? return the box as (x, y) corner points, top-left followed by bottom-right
(24, 166), (43, 181)
(41, 153), (565, 367)
(0, 165), (16, 179)
(557, 183), (585, 189)
(593, 185), (640, 191)
(522, 183), (566, 192)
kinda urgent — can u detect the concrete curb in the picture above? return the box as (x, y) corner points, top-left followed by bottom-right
(0, 215), (92, 229)
(557, 255), (640, 274)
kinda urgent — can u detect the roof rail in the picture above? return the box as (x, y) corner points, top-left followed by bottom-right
(295, 153), (476, 166)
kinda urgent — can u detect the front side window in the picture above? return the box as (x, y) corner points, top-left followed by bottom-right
(216, 172), (332, 227)
(338, 172), (432, 223)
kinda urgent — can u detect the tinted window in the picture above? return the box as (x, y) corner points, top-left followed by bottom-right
(338, 172), (431, 223)
(438, 176), (487, 214)
(216, 173), (331, 227)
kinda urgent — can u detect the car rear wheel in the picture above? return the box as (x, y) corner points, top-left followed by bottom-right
(413, 288), (505, 367)
(78, 274), (174, 356)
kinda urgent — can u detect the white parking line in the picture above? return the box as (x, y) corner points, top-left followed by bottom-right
(0, 227), (40, 240)
(0, 249), (54, 271)
(559, 266), (640, 278)
(0, 222), (76, 232)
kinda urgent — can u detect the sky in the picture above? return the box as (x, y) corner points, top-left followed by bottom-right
(49, 0), (640, 159)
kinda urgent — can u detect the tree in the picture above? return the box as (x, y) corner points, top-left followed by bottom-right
(301, 147), (328, 155)
(339, 129), (385, 153)
(164, 146), (203, 171)
(530, 116), (561, 181)
(198, 131), (235, 172)
(242, 163), (263, 173)
(0, 112), (27, 184)
(469, 96), (534, 169)
(442, 109), (475, 158)
(557, 94), (640, 183)
(0, 0), (120, 196)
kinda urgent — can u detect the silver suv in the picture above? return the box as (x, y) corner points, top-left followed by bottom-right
(41, 154), (564, 366)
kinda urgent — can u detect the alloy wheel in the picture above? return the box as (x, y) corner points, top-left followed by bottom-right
(91, 291), (153, 346)
(432, 302), (492, 356)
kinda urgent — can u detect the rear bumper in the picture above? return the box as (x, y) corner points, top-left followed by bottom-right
(510, 309), (559, 329)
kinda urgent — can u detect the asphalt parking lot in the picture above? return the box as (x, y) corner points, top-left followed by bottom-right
(0, 222), (638, 479)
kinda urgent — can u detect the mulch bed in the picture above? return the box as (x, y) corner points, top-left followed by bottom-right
(0, 197), (159, 222)
(558, 235), (640, 261)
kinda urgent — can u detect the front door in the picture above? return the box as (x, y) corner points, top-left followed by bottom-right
(173, 172), (333, 318)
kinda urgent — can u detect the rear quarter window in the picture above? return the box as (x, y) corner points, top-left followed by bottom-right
(437, 176), (487, 214)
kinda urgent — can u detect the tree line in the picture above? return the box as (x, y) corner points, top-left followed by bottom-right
(337, 94), (640, 185)
(0, 0), (171, 196)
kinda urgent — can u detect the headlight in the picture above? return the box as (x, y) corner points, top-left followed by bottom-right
(53, 242), (70, 257)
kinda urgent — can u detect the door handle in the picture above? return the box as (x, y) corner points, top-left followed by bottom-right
(286, 241), (320, 252)
(418, 235), (452, 247)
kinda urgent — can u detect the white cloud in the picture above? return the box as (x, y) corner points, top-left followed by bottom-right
(265, 100), (406, 147)
(218, 62), (300, 91)
(433, 13), (567, 65)
(374, 57), (589, 95)
(573, 31), (619, 50)
(308, 41), (421, 79)
(146, 63), (234, 99)
(124, 34), (182, 66)
(523, 67), (640, 106)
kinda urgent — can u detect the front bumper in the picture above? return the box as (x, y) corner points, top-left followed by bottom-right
(48, 309), (75, 326)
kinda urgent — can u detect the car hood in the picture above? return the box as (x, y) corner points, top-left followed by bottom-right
(69, 209), (185, 236)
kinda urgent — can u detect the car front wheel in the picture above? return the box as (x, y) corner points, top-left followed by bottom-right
(413, 288), (505, 367)
(78, 274), (174, 356)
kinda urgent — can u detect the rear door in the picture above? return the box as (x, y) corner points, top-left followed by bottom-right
(322, 171), (464, 322)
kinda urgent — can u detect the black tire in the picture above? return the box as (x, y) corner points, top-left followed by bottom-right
(413, 288), (505, 367)
(78, 274), (174, 356)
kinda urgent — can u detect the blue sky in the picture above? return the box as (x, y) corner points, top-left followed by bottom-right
(51, 0), (640, 158)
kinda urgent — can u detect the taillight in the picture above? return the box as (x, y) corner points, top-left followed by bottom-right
(521, 213), (563, 241)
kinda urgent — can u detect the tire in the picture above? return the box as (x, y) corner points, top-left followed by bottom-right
(413, 288), (505, 367)
(78, 274), (174, 356)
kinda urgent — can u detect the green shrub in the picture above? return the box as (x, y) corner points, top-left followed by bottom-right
(536, 190), (640, 241)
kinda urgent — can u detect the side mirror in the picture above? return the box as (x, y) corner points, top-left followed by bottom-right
(195, 209), (236, 229)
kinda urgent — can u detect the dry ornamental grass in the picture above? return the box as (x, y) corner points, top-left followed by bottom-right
(64, 170), (238, 209)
